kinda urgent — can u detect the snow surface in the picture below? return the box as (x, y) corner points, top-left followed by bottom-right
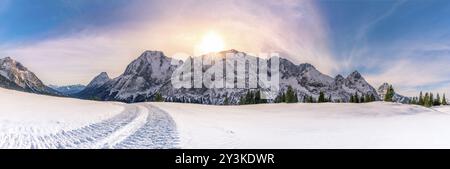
(433, 106), (450, 114)
(0, 88), (123, 133)
(3, 86), (450, 149)
(152, 102), (450, 149)
(0, 88), (178, 149)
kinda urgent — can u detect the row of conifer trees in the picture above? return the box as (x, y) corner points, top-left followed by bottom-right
(410, 92), (447, 107)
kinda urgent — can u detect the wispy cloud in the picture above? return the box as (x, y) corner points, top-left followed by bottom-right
(343, 1), (406, 72)
(365, 42), (450, 97)
(0, 0), (336, 85)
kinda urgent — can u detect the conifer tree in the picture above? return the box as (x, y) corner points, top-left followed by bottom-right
(318, 92), (325, 103)
(430, 93), (434, 107)
(443, 94), (447, 105)
(418, 92), (424, 105)
(239, 95), (246, 105)
(370, 94), (376, 102)
(435, 93), (441, 106)
(308, 96), (314, 103)
(255, 90), (261, 104)
(384, 85), (395, 102)
(224, 97), (229, 105)
(293, 93), (299, 103)
(282, 86), (298, 103)
(154, 92), (164, 102)
(424, 92), (430, 107)
(364, 94), (370, 103)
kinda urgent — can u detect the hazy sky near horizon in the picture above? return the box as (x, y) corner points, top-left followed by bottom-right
(0, 0), (449, 97)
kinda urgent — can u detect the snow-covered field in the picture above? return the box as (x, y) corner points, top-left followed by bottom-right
(153, 102), (450, 149)
(0, 88), (178, 148)
(2, 87), (450, 149)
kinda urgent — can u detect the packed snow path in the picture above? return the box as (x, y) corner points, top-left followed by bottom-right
(0, 104), (179, 149)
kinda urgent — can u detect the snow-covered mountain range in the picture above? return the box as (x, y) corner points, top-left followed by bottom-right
(49, 84), (86, 95)
(76, 50), (380, 104)
(0, 57), (60, 95)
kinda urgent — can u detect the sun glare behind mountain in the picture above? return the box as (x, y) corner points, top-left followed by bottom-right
(196, 31), (225, 55)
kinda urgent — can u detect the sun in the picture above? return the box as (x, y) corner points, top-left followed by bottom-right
(196, 31), (225, 55)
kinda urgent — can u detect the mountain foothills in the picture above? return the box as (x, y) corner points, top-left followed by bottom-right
(0, 57), (60, 96)
(74, 50), (380, 104)
(3, 50), (425, 105)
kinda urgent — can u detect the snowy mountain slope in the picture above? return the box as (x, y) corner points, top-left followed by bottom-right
(0, 57), (60, 95)
(74, 72), (111, 99)
(86, 72), (110, 89)
(79, 50), (380, 104)
(49, 84), (86, 95)
(0, 88), (178, 149)
(152, 102), (450, 148)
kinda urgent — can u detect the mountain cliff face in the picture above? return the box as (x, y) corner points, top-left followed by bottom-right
(0, 57), (60, 95)
(74, 72), (111, 99)
(77, 50), (380, 104)
(378, 83), (410, 103)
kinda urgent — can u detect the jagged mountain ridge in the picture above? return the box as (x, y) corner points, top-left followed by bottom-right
(0, 57), (60, 95)
(74, 72), (111, 98)
(78, 50), (380, 104)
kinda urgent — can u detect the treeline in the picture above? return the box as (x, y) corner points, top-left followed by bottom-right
(239, 90), (268, 105)
(410, 92), (447, 107)
(349, 92), (377, 103)
(273, 86), (299, 103)
(270, 85), (376, 104)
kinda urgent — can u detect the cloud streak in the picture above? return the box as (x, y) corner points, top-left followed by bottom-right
(0, 0), (336, 85)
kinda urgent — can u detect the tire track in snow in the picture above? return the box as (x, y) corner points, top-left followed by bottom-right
(0, 103), (180, 149)
(91, 105), (149, 148)
(0, 104), (140, 149)
(113, 104), (179, 149)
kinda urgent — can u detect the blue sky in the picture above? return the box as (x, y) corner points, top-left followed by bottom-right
(0, 0), (449, 97)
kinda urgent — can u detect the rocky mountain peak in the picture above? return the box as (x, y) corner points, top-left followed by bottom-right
(298, 63), (316, 71)
(2, 57), (12, 62)
(219, 49), (239, 54)
(335, 74), (344, 80)
(347, 71), (362, 79)
(0, 57), (59, 95)
(86, 72), (110, 89)
(140, 50), (165, 59)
